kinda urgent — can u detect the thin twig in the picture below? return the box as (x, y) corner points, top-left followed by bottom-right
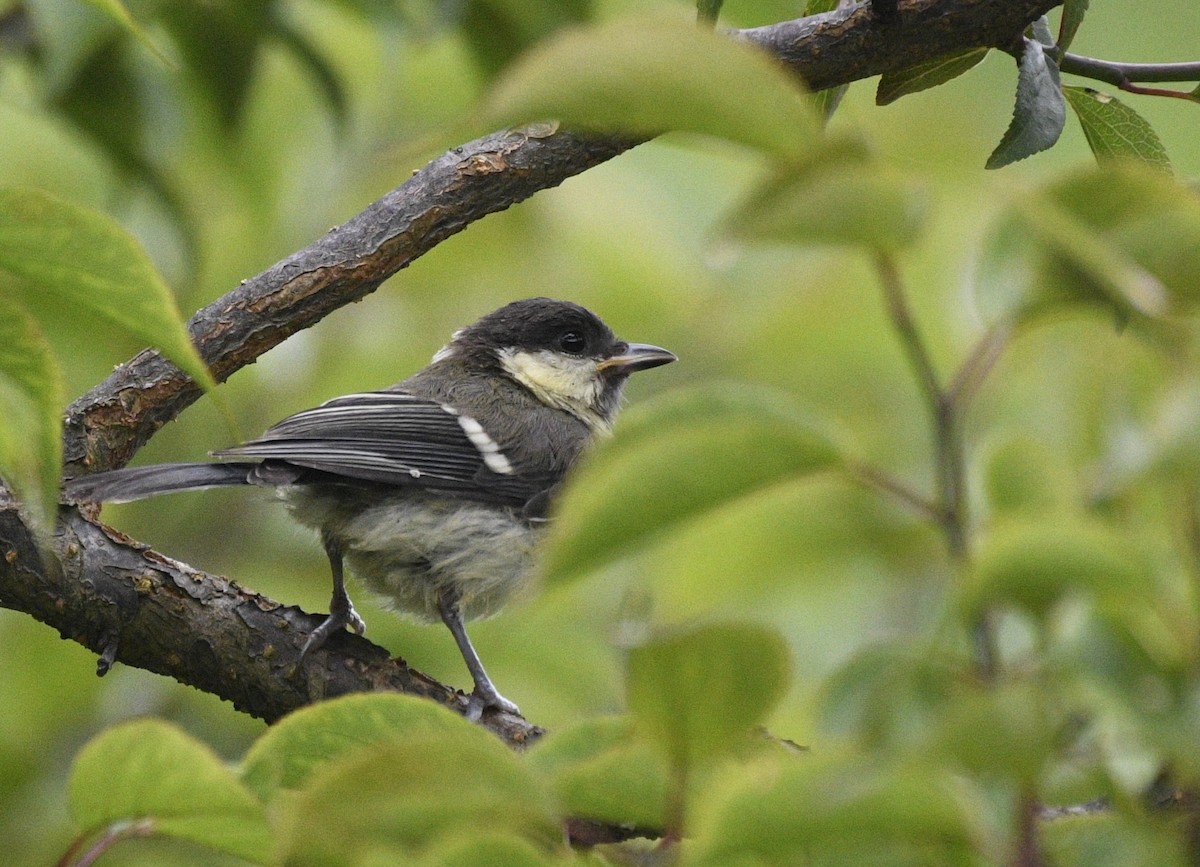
(874, 254), (995, 678)
(1059, 54), (1200, 85)
(849, 461), (941, 522)
(1058, 53), (1200, 102)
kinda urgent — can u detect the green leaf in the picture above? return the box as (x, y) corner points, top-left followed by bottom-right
(542, 383), (842, 584)
(1043, 811), (1187, 867)
(68, 719), (270, 862)
(1046, 164), (1200, 310)
(725, 152), (931, 252)
(459, 0), (593, 79)
(0, 297), (64, 527)
(965, 518), (1149, 620)
(818, 644), (963, 752)
(689, 753), (979, 866)
(528, 716), (669, 829)
(157, 0), (272, 129)
(240, 693), (487, 800)
(1063, 86), (1172, 170)
(274, 733), (558, 865)
(78, 0), (170, 64)
(976, 164), (1200, 323)
(986, 37), (1065, 169)
(626, 622), (790, 771)
(980, 433), (1073, 516)
(479, 11), (821, 162)
(1058, 0), (1090, 52)
(876, 48), (988, 106)
(0, 187), (216, 397)
(932, 683), (1051, 781)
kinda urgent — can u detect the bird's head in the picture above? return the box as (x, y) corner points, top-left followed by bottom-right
(435, 298), (676, 432)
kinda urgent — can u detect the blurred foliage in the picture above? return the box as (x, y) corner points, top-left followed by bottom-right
(1, 0), (1200, 864)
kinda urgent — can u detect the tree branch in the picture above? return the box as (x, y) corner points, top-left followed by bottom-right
(0, 491), (542, 745)
(0, 0), (1060, 743)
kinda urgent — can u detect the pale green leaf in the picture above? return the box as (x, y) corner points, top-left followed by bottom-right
(480, 11), (821, 162)
(542, 383), (842, 584)
(876, 48), (988, 106)
(274, 734), (557, 865)
(528, 717), (669, 829)
(725, 155), (931, 252)
(68, 719), (270, 862)
(689, 753), (978, 866)
(987, 38), (1065, 169)
(0, 188), (216, 396)
(1058, 0), (1090, 51)
(976, 164), (1200, 323)
(1063, 86), (1171, 170)
(78, 0), (170, 64)
(965, 518), (1149, 619)
(0, 296), (63, 527)
(240, 693), (488, 800)
(626, 622), (790, 771)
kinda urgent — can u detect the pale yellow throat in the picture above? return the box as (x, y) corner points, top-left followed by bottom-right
(497, 349), (612, 433)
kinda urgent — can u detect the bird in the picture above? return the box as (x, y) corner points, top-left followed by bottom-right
(65, 298), (676, 719)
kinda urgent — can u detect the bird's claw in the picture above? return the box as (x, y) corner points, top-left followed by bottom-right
(464, 686), (520, 722)
(300, 601), (367, 658)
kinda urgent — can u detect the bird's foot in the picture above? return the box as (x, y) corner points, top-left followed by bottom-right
(300, 600), (367, 658)
(464, 685), (521, 722)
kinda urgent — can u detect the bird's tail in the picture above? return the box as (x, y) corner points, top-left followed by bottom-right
(64, 462), (256, 504)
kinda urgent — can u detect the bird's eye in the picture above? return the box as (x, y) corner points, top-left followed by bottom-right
(558, 331), (587, 354)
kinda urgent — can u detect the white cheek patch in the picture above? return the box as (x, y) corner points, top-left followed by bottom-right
(497, 349), (609, 432)
(456, 413), (514, 475)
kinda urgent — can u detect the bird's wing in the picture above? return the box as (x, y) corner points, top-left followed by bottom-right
(212, 391), (550, 506)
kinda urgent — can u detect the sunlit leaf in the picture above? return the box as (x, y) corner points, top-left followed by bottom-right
(240, 693), (488, 800)
(689, 752), (980, 866)
(0, 297), (63, 527)
(274, 733), (558, 865)
(543, 383), (842, 584)
(725, 154), (931, 252)
(1063, 86), (1171, 169)
(986, 37), (1065, 169)
(965, 518), (1149, 620)
(876, 48), (988, 105)
(0, 187), (216, 396)
(68, 719), (270, 862)
(480, 11), (821, 161)
(528, 716), (669, 829)
(626, 622), (790, 771)
(1058, 0), (1090, 51)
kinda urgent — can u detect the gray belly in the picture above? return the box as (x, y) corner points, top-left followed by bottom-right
(281, 485), (539, 623)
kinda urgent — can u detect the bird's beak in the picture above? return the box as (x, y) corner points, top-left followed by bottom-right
(598, 343), (677, 374)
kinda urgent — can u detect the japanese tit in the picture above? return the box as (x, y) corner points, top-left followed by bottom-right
(66, 298), (676, 719)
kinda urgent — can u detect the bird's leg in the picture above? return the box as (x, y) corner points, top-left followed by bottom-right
(301, 535), (367, 657)
(436, 589), (520, 720)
